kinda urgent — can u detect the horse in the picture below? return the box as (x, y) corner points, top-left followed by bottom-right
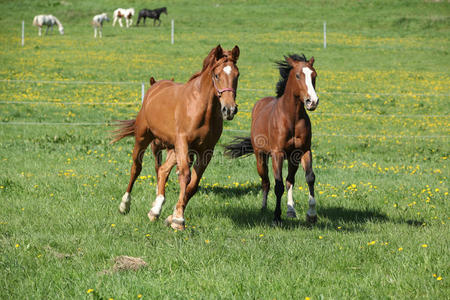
(92, 13), (109, 38)
(32, 15), (64, 36)
(224, 54), (319, 225)
(136, 7), (168, 26)
(112, 45), (240, 230)
(112, 8), (135, 28)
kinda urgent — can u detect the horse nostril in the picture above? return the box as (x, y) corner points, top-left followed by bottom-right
(222, 106), (227, 114)
(305, 99), (311, 105)
(233, 106), (238, 115)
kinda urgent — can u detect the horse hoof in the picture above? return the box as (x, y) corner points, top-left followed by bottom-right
(306, 214), (317, 224)
(164, 215), (185, 230)
(148, 210), (159, 222)
(286, 209), (297, 218)
(118, 202), (130, 215)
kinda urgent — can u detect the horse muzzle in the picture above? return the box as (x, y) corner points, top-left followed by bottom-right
(305, 98), (319, 111)
(221, 105), (238, 120)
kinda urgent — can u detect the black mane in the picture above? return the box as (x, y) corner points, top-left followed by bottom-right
(275, 53), (307, 98)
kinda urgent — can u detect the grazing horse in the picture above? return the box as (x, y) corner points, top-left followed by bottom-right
(92, 13), (109, 38)
(32, 15), (64, 36)
(136, 7), (168, 26)
(113, 8), (135, 28)
(112, 45), (240, 230)
(225, 54), (319, 225)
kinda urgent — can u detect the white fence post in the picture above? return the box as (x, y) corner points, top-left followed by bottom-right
(141, 82), (145, 103)
(323, 21), (327, 49)
(22, 20), (24, 47)
(171, 19), (174, 44)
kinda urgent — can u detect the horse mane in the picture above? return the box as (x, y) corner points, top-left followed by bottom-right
(275, 53), (307, 98)
(188, 49), (235, 82)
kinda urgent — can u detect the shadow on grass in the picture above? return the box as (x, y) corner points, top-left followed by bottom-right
(205, 186), (425, 231)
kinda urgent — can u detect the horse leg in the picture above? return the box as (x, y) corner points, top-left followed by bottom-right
(301, 150), (317, 223)
(99, 26), (102, 38)
(164, 140), (191, 230)
(45, 26), (49, 35)
(119, 131), (152, 214)
(38, 27), (42, 36)
(143, 17), (146, 26)
(118, 18), (123, 27)
(94, 27), (97, 38)
(112, 16), (117, 27)
(148, 149), (176, 221)
(255, 151), (269, 210)
(136, 16), (140, 26)
(166, 149), (212, 230)
(271, 151), (284, 225)
(286, 156), (300, 218)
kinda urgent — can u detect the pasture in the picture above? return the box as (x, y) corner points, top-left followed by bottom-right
(0, 0), (449, 298)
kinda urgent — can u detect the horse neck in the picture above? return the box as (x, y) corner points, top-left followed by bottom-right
(278, 77), (306, 121)
(53, 17), (62, 28)
(187, 69), (219, 118)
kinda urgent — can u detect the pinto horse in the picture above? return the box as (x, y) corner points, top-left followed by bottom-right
(225, 54), (319, 225)
(92, 13), (109, 38)
(112, 45), (240, 230)
(113, 8), (135, 28)
(136, 7), (167, 26)
(33, 15), (64, 36)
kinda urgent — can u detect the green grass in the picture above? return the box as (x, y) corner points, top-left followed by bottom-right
(1, 0), (449, 298)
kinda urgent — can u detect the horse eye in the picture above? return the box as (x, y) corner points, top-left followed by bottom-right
(215, 74), (219, 79)
(296, 73), (300, 79)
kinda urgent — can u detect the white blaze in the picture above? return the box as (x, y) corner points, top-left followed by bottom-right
(302, 67), (318, 102)
(223, 66), (232, 75)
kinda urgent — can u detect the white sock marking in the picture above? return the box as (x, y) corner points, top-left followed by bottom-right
(223, 66), (232, 75)
(302, 67), (318, 102)
(150, 195), (165, 215)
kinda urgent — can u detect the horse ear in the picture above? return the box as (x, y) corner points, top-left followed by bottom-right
(308, 56), (315, 66)
(150, 77), (156, 85)
(232, 45), (240, 61)
(286, 56), (295, 67)
(214, 45), (223, 61)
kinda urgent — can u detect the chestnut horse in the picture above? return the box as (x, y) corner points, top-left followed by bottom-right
(225, 54), (319, 224)
(112, 45), (240, 230)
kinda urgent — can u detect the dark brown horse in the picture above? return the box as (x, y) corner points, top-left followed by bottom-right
(112, 45), (240, 230)
(225, 54), (318, 224)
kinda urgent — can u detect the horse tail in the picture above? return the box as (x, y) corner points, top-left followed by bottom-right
(110, 119), (136, 143)
(32, 16), (38, 27)
(224, 136), (254, 158)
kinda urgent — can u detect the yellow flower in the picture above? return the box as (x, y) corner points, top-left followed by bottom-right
(318, 236), (323, 239)
(111, 224), (116, 227)
(87, 289), (94, 294)
(205, 240), (210, 244)
(421, 244), (428, 248)
(398, 247), (403, 251)
(259, 234), (264, 237)
(138, 294), (142, 298)
(437, 276), (442, 281)
(367, 241), (376, 246)
(305, 297), (311, 300)
(15, 244), (20, 248)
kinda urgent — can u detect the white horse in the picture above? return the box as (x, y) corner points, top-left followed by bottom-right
(112, 8), (135, 28)
(33, 15), (64, 36)
(92, 13), (109, 38)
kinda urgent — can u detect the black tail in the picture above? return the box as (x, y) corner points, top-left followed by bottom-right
(224, 136), (254, 158)
(110, 119), (136, 144)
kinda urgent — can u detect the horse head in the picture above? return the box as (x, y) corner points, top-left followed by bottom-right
(286, 55), (318, 111)
(209, 45), (240, 120)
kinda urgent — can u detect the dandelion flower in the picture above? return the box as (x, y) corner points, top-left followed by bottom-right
(398, 247), (403, 251)
(437, 276), (442, 281)
(87, 289), (94, 294)
(367, 241), (376, 246)
(421, 244), (428, 248)
(138, 294), (142, 298)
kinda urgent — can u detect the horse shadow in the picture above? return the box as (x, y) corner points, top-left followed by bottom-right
(210, 187), (424, 231)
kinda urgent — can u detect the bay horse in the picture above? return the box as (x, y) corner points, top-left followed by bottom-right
(92, 13), (109, 38)
(225, 54), (319, 225)
(136, 7), (168, 26)
(112, 45), (240, 230)
(113, 8), (135, 28)
(32, 15), (64, 36)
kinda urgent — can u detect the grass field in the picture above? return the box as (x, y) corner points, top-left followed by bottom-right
(1, 0), (449, 298)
